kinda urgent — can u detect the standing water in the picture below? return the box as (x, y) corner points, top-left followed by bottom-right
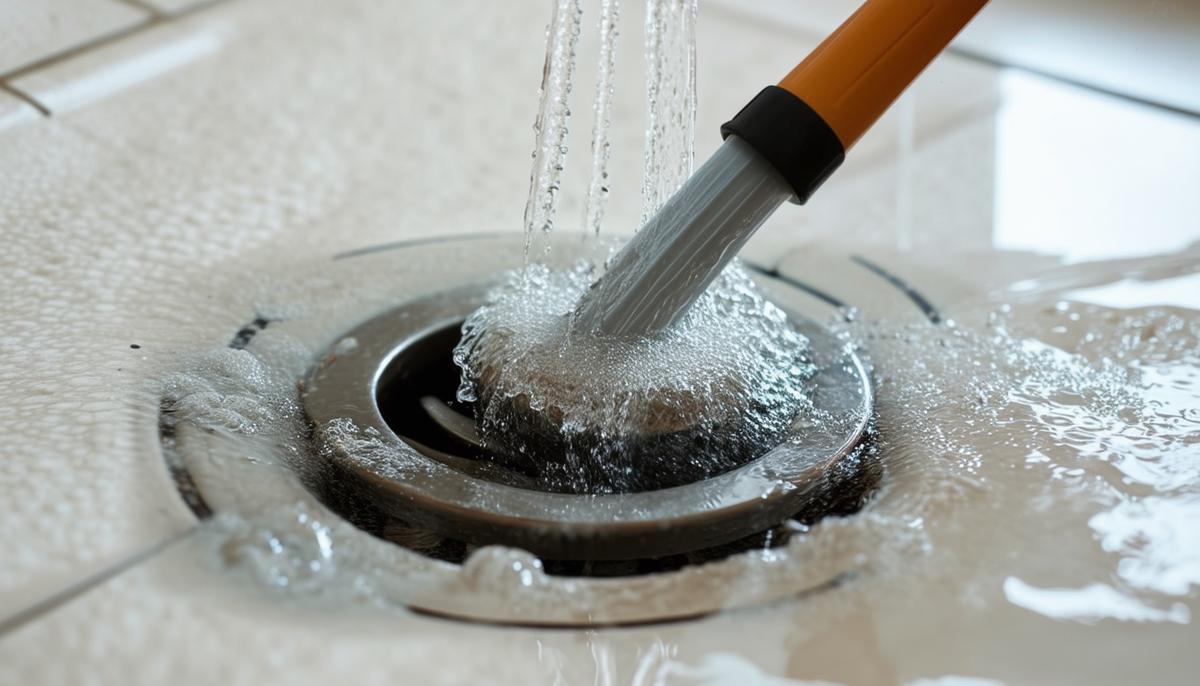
(163, 238), (1200, 681)
(133, 1), (1200, 681)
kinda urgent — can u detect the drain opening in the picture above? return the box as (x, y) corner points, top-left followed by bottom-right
(323, 317), (878, 576)
(317, 453), (878, 578)
(375, 321), (775, 494)
(303, 284), (875, 568)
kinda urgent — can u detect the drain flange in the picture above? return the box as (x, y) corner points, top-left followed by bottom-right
(303, 284), (872, 561)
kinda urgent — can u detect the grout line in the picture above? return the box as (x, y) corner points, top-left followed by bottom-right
(948, 46), (1200, 120)
(0, 82), (50, 117)
(851, 255), (942, 324)
(706, 1), (1199, 121)
(744, 261), (847, 310)
(333, 232), (514, 261)
(0, 527), (199, 637)
(110, 0), (167, 19)
(0, 0), (236, 86)
(0, 19), (158, 84)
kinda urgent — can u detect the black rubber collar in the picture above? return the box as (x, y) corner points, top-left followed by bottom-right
(721, 86), (845, 204)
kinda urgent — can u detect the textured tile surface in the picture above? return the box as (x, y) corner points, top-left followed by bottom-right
(0, 0), (150, 76)
(9, 19), (226, 115)
(0, 0), (1002, 624)
(0, 537), (823, 685)
(0, 89), (40, 131)
(0, 119), (201, 616)
(17, 0), (1178, 682)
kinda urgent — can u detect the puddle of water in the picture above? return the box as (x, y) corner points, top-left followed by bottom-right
(152, 0), (1200, 681)
(150, 232), (1200, 681)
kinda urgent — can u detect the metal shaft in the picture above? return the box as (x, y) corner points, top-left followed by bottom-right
(573, 135), (793, 338)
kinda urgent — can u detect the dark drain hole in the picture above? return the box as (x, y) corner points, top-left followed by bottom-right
(376, 322), (767, 494)
(375, 324), (491, 459)
(313, 317), (879, 576)
(315, 445), (878, 577)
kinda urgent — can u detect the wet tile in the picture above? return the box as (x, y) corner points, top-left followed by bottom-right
(0, 537), (792, 685)
(0, 0), (556, 624)
(0, 540), (557, 684)
(0, 0), (150, 77)
(0, 119), (210, 618)
(8, 18), (227, 115)
(0, 89), (40, 131)
(0, 0), (954, 624)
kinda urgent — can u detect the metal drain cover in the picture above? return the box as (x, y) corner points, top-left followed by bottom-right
(303, 283), (872, 560)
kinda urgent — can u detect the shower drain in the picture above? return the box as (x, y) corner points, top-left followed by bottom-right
(159, 234), (886, 625)
(303, 284), (874, 562)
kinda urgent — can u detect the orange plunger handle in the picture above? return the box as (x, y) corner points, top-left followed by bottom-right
(779, 0), (989, 150)
(721, 0), (987, 203)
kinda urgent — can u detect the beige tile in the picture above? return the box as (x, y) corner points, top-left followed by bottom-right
(37, 0), (567, 253)
(0, 88), (40, 131)
(0, 119), (204, 617)
(0, 0), (150, 77)
(0, 0), (555, 623)
(0, 540), (548, 685)
(0, 537), (802, 685)
(9, 18), (227, 115)
(0, 0), (930, 622)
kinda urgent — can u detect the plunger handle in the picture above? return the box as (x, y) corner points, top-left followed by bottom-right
(721, 0), (989, 203)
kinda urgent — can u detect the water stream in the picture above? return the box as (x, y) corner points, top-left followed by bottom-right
(523, 0), (583, 255)
(139, 1), (1200, 681)
(639, 0), (699, 221)
(582, 0), (621, 236)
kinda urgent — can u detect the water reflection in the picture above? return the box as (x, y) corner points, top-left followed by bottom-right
(992, 70), (1200, 262)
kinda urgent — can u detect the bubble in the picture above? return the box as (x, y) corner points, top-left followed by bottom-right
(215, 505), (335, 593)
(454, 260), (815, 493)
(462, 546), (550, 592)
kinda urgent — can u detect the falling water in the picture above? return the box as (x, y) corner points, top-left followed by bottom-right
(104, 1), (1200, 679)
(582, 0), (622, 237)
(640, 0), (698, 221)
(523, 0), (698, 243)
(523, 0), (583, 255)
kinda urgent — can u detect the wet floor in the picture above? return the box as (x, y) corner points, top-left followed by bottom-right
(26, 234), (1194, 685)
(2, 0), (1198, 683)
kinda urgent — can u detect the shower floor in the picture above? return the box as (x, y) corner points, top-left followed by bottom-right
(1, 0), (1198, 684)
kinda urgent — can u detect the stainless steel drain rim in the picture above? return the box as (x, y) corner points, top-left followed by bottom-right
(303, 283), (873, 560)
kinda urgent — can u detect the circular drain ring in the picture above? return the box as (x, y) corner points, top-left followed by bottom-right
(304, 284), (872, 560)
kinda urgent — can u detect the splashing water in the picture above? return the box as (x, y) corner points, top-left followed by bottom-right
(453, 262), (814, 493)
(129, 0), (1200, 674)
(154, 234), (1200, 680)
(460, 0), (811, 492)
